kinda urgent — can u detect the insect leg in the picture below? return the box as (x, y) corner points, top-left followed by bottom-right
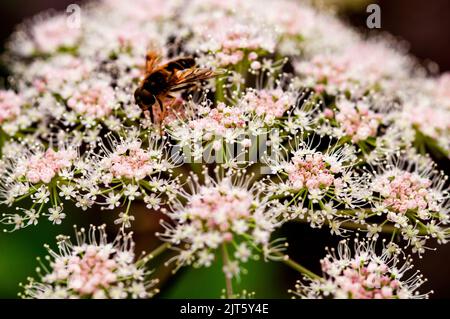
(147, 105), (155, 123)
(156, 96), (164, 112)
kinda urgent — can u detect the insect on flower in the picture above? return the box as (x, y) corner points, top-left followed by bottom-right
(134, 50), (216, 124)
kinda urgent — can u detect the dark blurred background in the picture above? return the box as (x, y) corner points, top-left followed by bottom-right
(0, 0), (449, 299)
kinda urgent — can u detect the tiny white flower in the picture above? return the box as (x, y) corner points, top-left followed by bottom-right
(48, 206), (66, 225)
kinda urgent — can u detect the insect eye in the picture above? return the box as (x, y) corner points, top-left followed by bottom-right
(135, 88), (155, 106)
(142, 93), (155, 105)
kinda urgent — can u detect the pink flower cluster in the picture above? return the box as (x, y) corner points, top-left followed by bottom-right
(292, 240), (428, 299)
(158, 175), (277, 270)
(185, 181), (253, 237)
(31, 15), (81, 53)
(213, 23), (274, 66)
(107, 143), (157, 180)
(296, 42), (410, 94)
(44, 244), (118, 295)
(296, 54), (349, 93)
(67, 81), (115, 118)
(191, 14), (275, 66)
(372, 171), (434, 214)
(22, 226), (156, 299)
(410, 107), (449, 141)
(334, 100), (381, 143)
(285, 153), (339, 191)
(342, 42), (410, 83)
(320, 255), (403, 299)
(105, 0), (176, 22)
(188, 103), (246, 135)
(17, 149), (76, 184)
(263, 1), (315, 36)
(31, 56), (92, 93)
(242, 89), (294, 120)
(0, 90), (22, 124)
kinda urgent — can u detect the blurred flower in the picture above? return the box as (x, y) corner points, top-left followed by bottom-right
(0, 90), (23, 124)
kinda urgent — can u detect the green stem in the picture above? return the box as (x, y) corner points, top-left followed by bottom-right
(221, 244), (234, 299)
(125, 199), (132, 214)
(339, 220), (429, 236)
(335, 209), (373, 216)
(138, 242), (171, 267)
(275, 252), (321, 280)
(98, 183), (123, 195)
(215, 76), (226, 103)
(391, 228), (397, 241)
